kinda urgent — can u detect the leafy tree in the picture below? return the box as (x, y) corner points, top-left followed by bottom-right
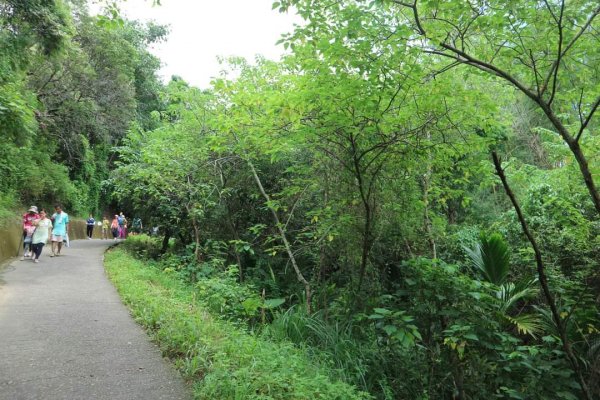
(384, 0), (600, 216)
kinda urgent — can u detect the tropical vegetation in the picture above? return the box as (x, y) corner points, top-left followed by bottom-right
(2, 0), (599, 398)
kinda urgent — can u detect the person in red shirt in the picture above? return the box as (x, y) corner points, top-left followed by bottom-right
(22, 206), (39, 259)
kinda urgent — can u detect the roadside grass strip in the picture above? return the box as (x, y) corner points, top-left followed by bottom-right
(104, 248), (370, 400)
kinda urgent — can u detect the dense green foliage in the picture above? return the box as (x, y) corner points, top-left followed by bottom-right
(3, 0), (599, 398)
(107, 2), (599, 398)
(0, 0), (165, 216)
(105, 244), (369, 399)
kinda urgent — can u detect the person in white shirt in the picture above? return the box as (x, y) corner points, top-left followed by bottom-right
(31, 209), (53, 263)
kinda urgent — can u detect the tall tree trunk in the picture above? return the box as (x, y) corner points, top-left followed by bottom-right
(451, 353), (465, 400)
(492, 151), (591, 400)
(247, 159), (312, 314)
(351, 136), (374, 295)
(356, 205), (373, 294)
(217, 165), (244, 281)
(537, 103), (600, 217)
(160, 228), (171, 256)
(224, 210), (244, 281)
(227, 217), (244, 281)
(423, 188), (436, 259)
(316, 169), (330, 285)
(191, 214), (202, 263)
(423, 131), (437, 258)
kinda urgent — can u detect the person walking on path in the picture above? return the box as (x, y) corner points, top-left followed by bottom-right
(118, 212), (127, 239)
(50, 204), (69, 257)
(101, 216), (110, 239)
(21, 225), (36, 261)
(131, 217), (143, 236)
(0, 240), (192, 399)
(86, 214), (95, 239)
(21, 206), (39, 259)
(30, 209), (52, 263)
(111, 215), (119, 241)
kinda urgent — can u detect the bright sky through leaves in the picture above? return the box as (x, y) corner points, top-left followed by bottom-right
(106, 0), (300, 88)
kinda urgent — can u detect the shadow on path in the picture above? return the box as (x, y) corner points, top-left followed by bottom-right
(0, 240), (191, 400)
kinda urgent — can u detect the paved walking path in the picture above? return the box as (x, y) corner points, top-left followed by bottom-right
(0, 240), (191, 400)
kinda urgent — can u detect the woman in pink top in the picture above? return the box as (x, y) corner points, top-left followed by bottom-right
(111, 215), (119, 241)
(21, 205), (39, 259)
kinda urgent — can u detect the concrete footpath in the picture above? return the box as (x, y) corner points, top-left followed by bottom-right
(0, 240), (191, 400)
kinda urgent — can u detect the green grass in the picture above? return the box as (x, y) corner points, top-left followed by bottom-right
(104, 247), (371, 400)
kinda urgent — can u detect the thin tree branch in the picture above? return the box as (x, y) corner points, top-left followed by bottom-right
(283, 184), (310, 231)
(576, 94), (600, 142)
(548, 0), (565, 105)
(492, 151), (591, 400)
(541, 3), (600, 97)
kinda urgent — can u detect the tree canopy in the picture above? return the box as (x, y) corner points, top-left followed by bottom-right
(2, 1), (598, 398)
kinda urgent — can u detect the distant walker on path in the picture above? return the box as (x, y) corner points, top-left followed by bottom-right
(86, 214), (95, 240)
(111, 215), (119, 241)
(101, 216), (110, 240)
(50, 204), (69, 257)
(131, 217), (143, 236)
(117, 212), (127, 239)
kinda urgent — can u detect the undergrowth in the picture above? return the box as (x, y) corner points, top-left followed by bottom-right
(0, 191), (18, 227)
(104, 246), (370, 400)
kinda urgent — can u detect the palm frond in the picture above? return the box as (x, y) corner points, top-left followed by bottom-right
(464, 232), (510, 285)
(506, 313), (544, 338)
(497, 278), (539, 313)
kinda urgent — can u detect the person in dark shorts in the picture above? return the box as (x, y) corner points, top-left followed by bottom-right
(111, 215), (119, 241)
(131, 217), (142, 235)
(30, 209), (53, 263)
(86, 214), (95, 239)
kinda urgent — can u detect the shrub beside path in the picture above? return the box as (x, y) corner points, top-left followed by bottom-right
(0, 240), (191, 400)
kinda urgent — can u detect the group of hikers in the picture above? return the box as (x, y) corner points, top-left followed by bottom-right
(89, 213), (143, 241)
(21, 206), (143, 263)
(21, 205), (69, 263)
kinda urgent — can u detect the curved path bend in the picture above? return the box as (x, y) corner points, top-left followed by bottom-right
(0, 240), (191, 400)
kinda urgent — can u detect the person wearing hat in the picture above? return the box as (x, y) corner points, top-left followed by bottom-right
(21, 206), (39, 260)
